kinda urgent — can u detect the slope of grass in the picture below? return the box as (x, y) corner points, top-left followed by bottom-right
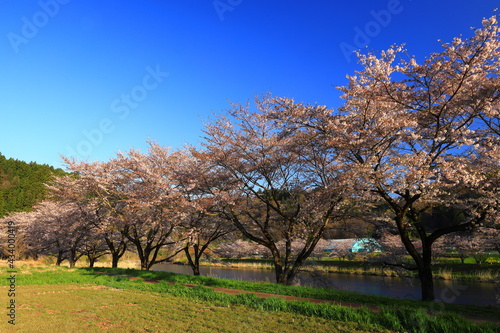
(84, 266), (500, 321)
(0, 265), (498, 332)
(1, 284), (377, 333)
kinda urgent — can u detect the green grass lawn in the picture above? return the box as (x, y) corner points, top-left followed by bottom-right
(1, 284), (381, 333)
(0, 264), (498, 333)
(84, 266), (500, 320)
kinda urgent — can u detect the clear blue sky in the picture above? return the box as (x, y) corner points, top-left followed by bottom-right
(1, 0), (498, 169)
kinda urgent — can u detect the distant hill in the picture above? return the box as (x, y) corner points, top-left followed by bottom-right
(0, 153), (66, 217)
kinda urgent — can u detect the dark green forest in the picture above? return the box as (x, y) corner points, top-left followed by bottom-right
(0, 153), (66, 217)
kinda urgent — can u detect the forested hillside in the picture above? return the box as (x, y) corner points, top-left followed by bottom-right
(0, 153), (66, 217)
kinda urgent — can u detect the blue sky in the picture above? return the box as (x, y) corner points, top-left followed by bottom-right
(0, 0), (498, 169)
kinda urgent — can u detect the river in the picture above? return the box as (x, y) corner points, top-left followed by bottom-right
(152, 263), (499, 307)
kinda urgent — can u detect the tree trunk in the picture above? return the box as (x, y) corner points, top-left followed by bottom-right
(139, 251), (151, 270)
(131, 239), (151, 271)
(285, 270), (298, 285)
(105, 234), (127, 269)
(284, 263), (304, 285)
(416, 240), (436, 302)
(271, 248), (308, 285)
(418, 263), (435, 302)
(140, 247), (155, 271)
(184, 246), (201, 276)
(56, 250), (65, 266)
(68, 248), (79, 268)
(273, 260), (285, 284)
(111, 254), (120, 268)
(88, 258), (96, 268)
(393, 209), (436, 302)
(274, 261), (296, 285)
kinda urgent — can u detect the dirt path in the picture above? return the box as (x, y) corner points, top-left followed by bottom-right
(94, 272), (499, 326)
(183, 283), (381, 312)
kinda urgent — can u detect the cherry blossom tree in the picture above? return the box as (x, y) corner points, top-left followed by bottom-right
(443, 230), (495, 264)
(328, 239), (355, 261)
(49, 167), (129, 268)
(63, 143), (188, 270)
(0, 211), (38, 260)
(93, 209), (128, 268)
(20, 201), (91, 267)
(378, 233), (417, 269)
(309, 238), (330, 259)
(267, 15), (500, 300)
(173, 148), (236, 275)
(202, 96), (351, 285)
(213, 239), (269, 259)
(443, 233), (472, 264)
(105, 144), (188, 270)
(479, 226), (500, 254)
(4, 190), (118, 268)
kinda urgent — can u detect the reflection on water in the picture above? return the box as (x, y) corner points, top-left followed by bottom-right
(152, 263), (499, 307)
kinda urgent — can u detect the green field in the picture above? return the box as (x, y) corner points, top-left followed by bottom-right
(0, 264), (498, 333)
(1, 284), (378, 333)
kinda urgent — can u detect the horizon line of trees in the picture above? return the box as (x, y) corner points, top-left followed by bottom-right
(0, 153), (66, 218)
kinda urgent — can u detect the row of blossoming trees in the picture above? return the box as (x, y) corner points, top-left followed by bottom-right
(3, 15), (500, 302)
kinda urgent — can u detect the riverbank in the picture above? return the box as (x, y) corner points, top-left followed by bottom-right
(155, 262), (499, 307)
(200, 258), (500, 283)
(1, 266), (500, 332)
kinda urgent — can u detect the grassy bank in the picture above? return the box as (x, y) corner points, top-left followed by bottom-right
(1, 264), (498, 332)
(1, 283), (366, 333)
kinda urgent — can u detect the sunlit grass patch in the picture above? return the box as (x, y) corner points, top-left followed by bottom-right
(474, 269), (499, 282)
(434, 267), (499, 282)
(436, 268), (454, 280)
(0, 283), (382, 333)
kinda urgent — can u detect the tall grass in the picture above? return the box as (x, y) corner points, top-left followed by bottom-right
(221, 261), (274, 270)
(436, 268), (454, 280)
(219, 259), (404, 277)
(435, 267), (499, 282)
(474, 269), (498, 282)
